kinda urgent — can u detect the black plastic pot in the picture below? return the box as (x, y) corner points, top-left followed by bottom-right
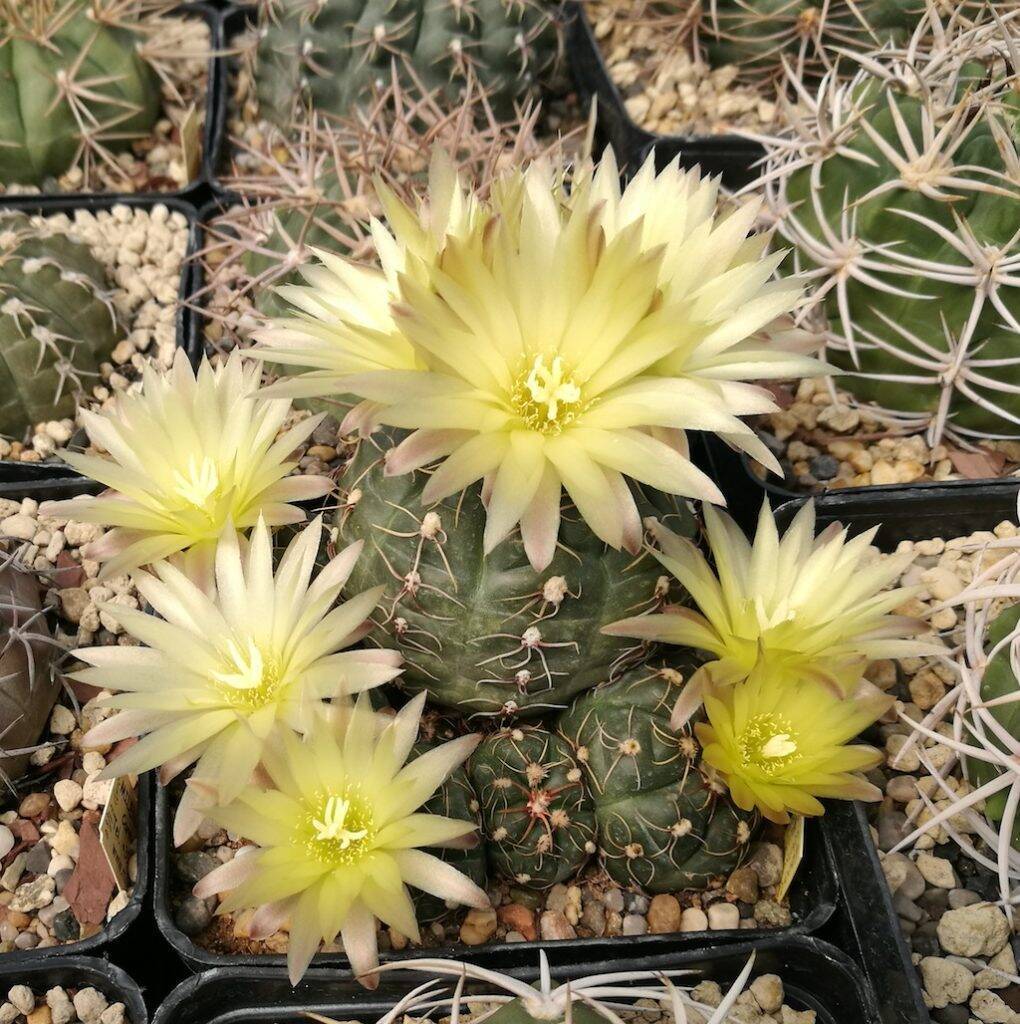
(0, 476), (154, 967)
(152, 937), (879, 1024)
(783, 478), (1020, 1024)
(0, 193), (204, 485)
(153, 774), (839, 974)
(565, 4), (765, 186)
(0, 956), (148, 1024)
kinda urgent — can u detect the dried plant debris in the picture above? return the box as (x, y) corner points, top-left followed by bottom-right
(0, 1), (211, 194)
(0, 985), (128, 1024)
(865, 504), (1020, 1016)
(0, 504), (144, 951)
(0, 205), (190, 463)
(198, 77), (586, 353)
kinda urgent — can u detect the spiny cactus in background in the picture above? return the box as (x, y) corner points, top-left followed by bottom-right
(412, 723), (488, 922)
(0, 216), (122, 438)
(0, 556), (59, 786)
(0, 1), (189, 186)
(469, 726), (596, 888)
(558, 661), (757, 892)
(762, 13), (1020, 446)
(252, 0), (561, 130)
(337, 431), (695, 719)
(202, 80), (578, 326)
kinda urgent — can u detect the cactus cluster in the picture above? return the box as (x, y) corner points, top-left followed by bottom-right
(0, 1), (189, 187)
(253, 0), (561, 129)
(469, 726), (596, 888)
(0, 557), (59, 786)
(762, 13), (1020, 446)
(558, 661), (756, 892)
(0, 215), (122, 438)
(338, 431), (695, 720)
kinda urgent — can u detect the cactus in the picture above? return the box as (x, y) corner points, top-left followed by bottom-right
(0, 1), (167, 186)
(469, 726), (596, 888)
(558, 660), (757, 893)
(0, 558), (59, 785)
(412, 723), (488, 922)
(763, 16), (1020, 445)
(0, 216), (122, 438)
(252, 0), (561, 129)
(336, 431), (695, 719)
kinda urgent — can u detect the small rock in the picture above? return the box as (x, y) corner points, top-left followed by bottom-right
(747, 843), (783, 888)
(707, 902), (740, 930)
(459, 908), (497, 946)
(27, 1007), (51, 1024)
(601, 888), (624, 913)
(174, 895), (213, 936)
(24, 840), (52, 875)
(882, 852), (926, 900)
(45, 991), (73, 1024)
(99, 1005), (125, 1024)
(1, 853), (26, 892)
(970, 989), (1016, 1023)
(497, 903), (536, 941)
(175, 851), (219, 885)
(72, 990), (107, 1024)
(578, 900), (606, 936)
(3, 514), (38, 541)
(691, 981), (722, 1008)
(917, 854), (958, 890)
(921, 957), (976, 1008)
(726, 866), (760, 904)
(680, 907), (708, 932)
(10, 874), (56, 912)
(49, 705), (77, 735)
(540, 910), (577, 940)
(0, 826), (14, 861)
(49, 821), (79, 859)
(621, 913), (648, 936)
(53, 780), (83, 813)
(808, 454), (839, 480)
(647, 894), (681, 934)
(937, 905), (1011, 957)
(948, 889), (981, 909)
(52, 908), (79, 942)
(18, 793), (50, 819)
(750, 975), (784, 1014)
(780, 1008), (817, 1024)
(754, 899), (793, 928)
(0, 1005), (18, 1024)
(8, 988), (35, 1015)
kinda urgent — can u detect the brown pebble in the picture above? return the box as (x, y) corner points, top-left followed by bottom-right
(27, 1006), (52, 1024)
(498, 902), (537, 941)
(647, 893), (682, 934)
(18, 793), (50, 819)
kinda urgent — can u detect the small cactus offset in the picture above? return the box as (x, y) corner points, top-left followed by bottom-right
(0, 216), (122, 438)
(0, 1), (170, 186)
(558, 661), (757, 892)
(469, 726), (596, 888)
(0, 557), (59, 785)
(253, 0), (561, 129)
(763, 14), (1020, 445)
(337, 432), (695, 719)
(412, 724), (488, 922)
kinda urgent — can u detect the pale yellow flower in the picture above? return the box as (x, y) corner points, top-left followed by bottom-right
(697, 665), (892, 823)
(76, 517), (401, 843)
(605, 499), (939, 699)
(44, 350), (331, 577)
(193, 693), (487, 985)
(255, 150), (824, 571)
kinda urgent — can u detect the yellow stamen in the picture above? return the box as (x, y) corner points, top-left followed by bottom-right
(211, 638), (285, 711)
(512, 355), (583, 434)
(738, 713), (801, 776)
(312, 795), (369, 847)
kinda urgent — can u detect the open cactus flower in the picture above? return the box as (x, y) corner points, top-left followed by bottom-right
(73, 516), (401, 844)
(255, 148), (827, 571)
(42, 350), (332, 578)
(353, 951), (757, 1024)
(193, 692), (487, 985)
(605, 498), (942, 723)
(698, 664), (894, 824)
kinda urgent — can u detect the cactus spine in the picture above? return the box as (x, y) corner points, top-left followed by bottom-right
(254, 0), (561, 129)
(0, 216), (122, 437)
(337, 432), (695, 719)
(558, 661), (757, 892)
(469, 726), (596, 888)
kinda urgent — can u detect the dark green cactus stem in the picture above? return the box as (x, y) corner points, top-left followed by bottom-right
(412, 726), (488, 922)
(469, 726), (595, 888)
(0, 2), (161, 186)
(485, 1002), (605, 1024)
(337, 431), (696, 719)
(0, 216), (123, 438)
(0, 558), (59, 785)
(968, 605), (1020, 845)
(255, 0), (561, 129)
(558, 660), (757, 892)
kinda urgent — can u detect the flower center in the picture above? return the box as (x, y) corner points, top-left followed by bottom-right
(306, 789), (374, 865)
(738, 713), (801, 776)
(211, 638), (285, 711)
(511, 355), (583, 435)
(173, 455), (220, 508)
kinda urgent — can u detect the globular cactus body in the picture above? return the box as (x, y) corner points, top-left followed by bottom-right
(337, 433), (695, 719)
(0, 561), (58, 784)
(558, 662), (757, 892)
(469, 726), (596, 888)
(0, 217), (122, 437)
(0, 2), (161, 185)
(255, 0), (560, 127)
(766, 26), (1020, 444)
